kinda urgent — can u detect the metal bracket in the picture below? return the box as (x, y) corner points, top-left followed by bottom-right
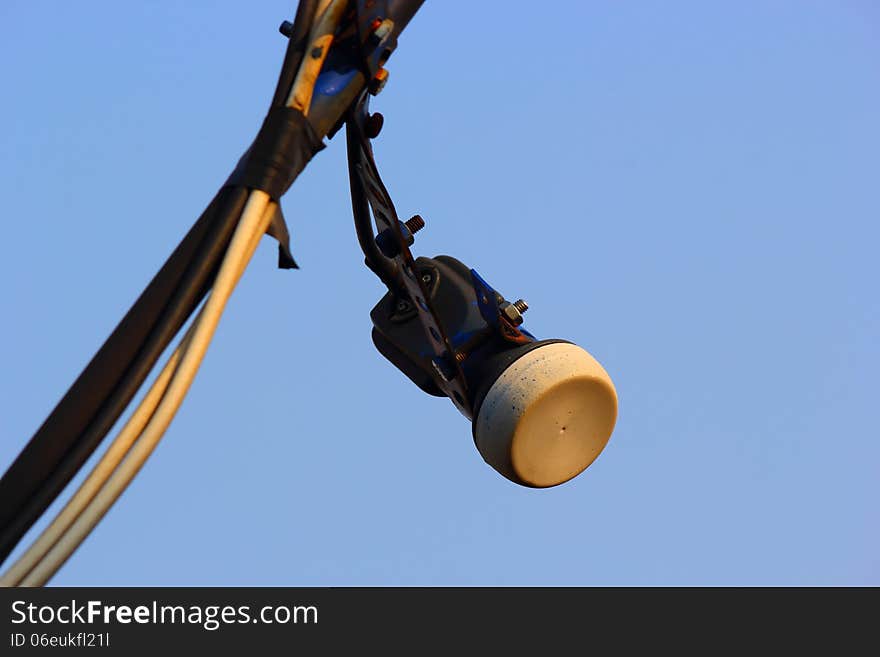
(347, 92), (472, 417)
(471, 270), (534, 345)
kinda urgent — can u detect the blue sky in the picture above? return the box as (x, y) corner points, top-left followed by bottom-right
(0, 1), (877, 585)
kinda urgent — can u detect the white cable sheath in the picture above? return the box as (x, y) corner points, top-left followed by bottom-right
(0, 198), (269, 587)
(13, 191), (275, 586)
(0, 323), (195, 587)
(287, 0), (348, 113)
(4, 2), (336, 586)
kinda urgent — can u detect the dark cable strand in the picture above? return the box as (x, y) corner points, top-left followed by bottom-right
(346, 119), (398, 290)
(0, 1), (325, 564)
(270, 0), (320, 109)
(0, 187), (249, 564)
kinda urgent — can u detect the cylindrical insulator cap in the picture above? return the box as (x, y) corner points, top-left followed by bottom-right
(473, 342), (617, 488)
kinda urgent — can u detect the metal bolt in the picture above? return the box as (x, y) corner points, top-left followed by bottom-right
(396, 299), (411, 313)
(279, 21), (294, 37)
(404, 215), (425, 234)
(373, 19), (394, 41)
(376, 215), (421, 259)
(500, 298), (529, 326)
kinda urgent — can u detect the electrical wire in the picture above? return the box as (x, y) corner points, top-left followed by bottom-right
(2, 0), (351, 586)
(0, 0), (329, 569)
(9, 192), (276, 587)
(270, 0), (320, 109)
(287, 0), (348, 113)
(0, 187), (249, 565)
(0, 314), (198, 587)
(346, 118), (399, 289)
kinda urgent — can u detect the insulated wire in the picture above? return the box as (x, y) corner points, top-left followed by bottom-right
(269, 0), (319, 108)
(346, 120), (399, 289)
(0, 0), (324, 563)
(0, 195), (270, 587)
(14, 191), (275, 587)
(287, 0), (348, 113)
(3, 0), (349, 586)
(0, 315), (198, 587)
(0, 186), (249, 565)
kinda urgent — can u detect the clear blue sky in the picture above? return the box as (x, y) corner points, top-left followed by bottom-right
(0, 1), (877, 585)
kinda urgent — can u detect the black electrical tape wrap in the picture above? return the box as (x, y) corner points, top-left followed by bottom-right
(226, 106), (325, 269)
(228, 106), (325, 199)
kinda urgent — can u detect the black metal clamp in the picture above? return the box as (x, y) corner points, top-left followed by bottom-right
(346, 92), (473, 416)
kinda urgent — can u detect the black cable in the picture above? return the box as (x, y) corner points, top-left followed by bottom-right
(0, 2), (321, 565)
(386, 0), (424, 37)
(346, 119), (399, 289)
(270, 0), (319, 109)
(0, 187), (248, 564)
(0, 0), (427, 566)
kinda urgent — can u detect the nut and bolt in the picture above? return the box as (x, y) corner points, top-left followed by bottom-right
(375, 215), (425, 259)
(372, 18), (394, 41)
(500, 299), (529, 326)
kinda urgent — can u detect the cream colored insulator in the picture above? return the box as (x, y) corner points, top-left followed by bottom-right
(473, 342), (617, 488)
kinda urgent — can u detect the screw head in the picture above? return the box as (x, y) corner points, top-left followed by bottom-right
(279, 21), (294, 38)
(365, 112), (384, 138)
